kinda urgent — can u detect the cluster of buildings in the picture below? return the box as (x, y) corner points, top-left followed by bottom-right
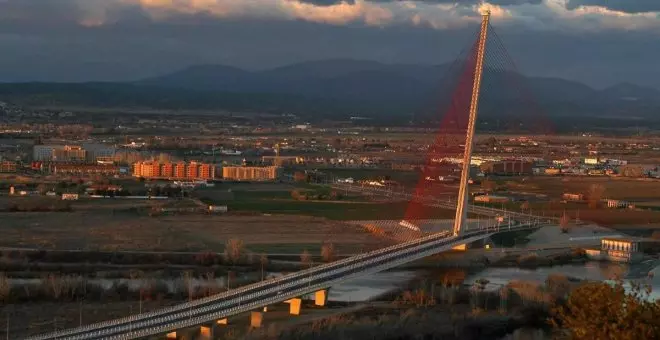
(133, 161), (215, 180)
(132, 161), (282, 182)
(33, 144), (116, 163)
(0, 160), (17, 173)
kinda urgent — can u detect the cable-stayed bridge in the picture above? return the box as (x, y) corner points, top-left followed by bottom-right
(25, 11), (554, 340)
(26, 221), (544, 340)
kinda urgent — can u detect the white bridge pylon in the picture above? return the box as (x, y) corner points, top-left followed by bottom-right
(453, 10), (491, 237)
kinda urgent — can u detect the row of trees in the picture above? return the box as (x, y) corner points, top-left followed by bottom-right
(291, 189), (343, 201)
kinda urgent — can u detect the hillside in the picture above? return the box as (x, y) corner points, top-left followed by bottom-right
(0, 59), (659, 123)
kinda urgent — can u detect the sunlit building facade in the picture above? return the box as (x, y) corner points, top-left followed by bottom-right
(133, 161), (215, 180)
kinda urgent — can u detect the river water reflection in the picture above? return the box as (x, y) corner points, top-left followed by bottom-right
(464, 260), (660, 300)
(325, 261), (660, 302)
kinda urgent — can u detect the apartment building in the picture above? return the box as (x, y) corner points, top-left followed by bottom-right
(133, 161), (215, 180)
(222, 166), (280, 181)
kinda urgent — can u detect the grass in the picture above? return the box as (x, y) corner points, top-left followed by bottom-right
(489, 229), (535, 247)
(495, 176), (660, 201)
(228, 199), (456, 220)
(246, 243), (364, 255)
(199, 185), (456, 220)
(246, 243), (323, 254)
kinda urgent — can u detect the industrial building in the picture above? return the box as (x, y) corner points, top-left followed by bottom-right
(33, 144), (115, 163)
(133, 161), (215, 180)
(473, 195), (510, 204)
(82, 143), (116, 163)
(222, 166), (280, 181)
(586, 238), (643, 263)
(52, 164), (122, 176)
(480, 160), (534, 176)
(0, 160), (17, 173)
(261, 156), (304, 166)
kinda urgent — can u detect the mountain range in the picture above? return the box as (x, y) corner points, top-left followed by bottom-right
(0, 59), (658, 122)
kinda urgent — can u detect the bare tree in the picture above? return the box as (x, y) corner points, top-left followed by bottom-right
(587, 184), (606, 209)
(320, 243), (335, 263)
(181, 271), (194, 302)
(224, 238), (244, 264)
(204, 272), (216, 297)
(260, 254), (268, 281)
(560, 212), (570, 233)
(0, 273), (9, 301)
(300, 250), (312, 268)
(520, 201), (530, 211)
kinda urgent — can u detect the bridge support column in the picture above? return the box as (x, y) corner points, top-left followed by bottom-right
(250, 311), (263, 328)
(314, 289), (329, 307)
(284, 298), (302, 315)
(199, 326), (213, 340)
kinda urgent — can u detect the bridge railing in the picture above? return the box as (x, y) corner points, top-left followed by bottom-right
(27, 222), (546, 340)
(113, 224), (544, 339)
(25, 225), (457, 340)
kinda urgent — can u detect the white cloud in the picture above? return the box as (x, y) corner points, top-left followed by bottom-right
(3, 0), (657, 33)
(126, 0), (394, 26)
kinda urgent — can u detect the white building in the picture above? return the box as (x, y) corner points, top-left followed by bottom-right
(33, 145), (60, 161)
(82, 143), (116, 162)
(584, 157), (599, 165)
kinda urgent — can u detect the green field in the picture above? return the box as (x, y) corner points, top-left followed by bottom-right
(198, 185), (457, 220)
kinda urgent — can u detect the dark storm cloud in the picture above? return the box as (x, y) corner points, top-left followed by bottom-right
(566, 0), (660, 13)
(0, 0), (658, 88)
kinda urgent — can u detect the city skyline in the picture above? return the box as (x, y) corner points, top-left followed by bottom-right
(0, 0), (658, 88)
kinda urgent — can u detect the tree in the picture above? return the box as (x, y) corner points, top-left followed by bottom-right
(481, 179), (496, 192)
(260, 254), (268, 281)
(587, 184), (606, 209)
(300, 250), (312, 268)
(552, 281), (660, 340)
(36, 183), (49, 195)
(520, 201), (530, 211)
(559, 212), (570, 233)
(224, 238), (244, 264)
(651, 231), (660, 240)
(620, 165), (644, 178)
(157, 153), (172, 163)
(293, 172), (307, 182)
(321, 243), (335, 263)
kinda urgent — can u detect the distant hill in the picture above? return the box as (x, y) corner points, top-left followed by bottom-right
(1, 59), (659, 125)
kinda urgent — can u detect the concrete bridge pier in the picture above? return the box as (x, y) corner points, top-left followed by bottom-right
(164, 329), (195, 340)
(284, 298), (302, 315)
(197, 325), (213, 340)
(251, 311), (264, 328)
(314, 289), (329, 306)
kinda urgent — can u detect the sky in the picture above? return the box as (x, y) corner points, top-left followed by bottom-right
(0, 0), (658, 88)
